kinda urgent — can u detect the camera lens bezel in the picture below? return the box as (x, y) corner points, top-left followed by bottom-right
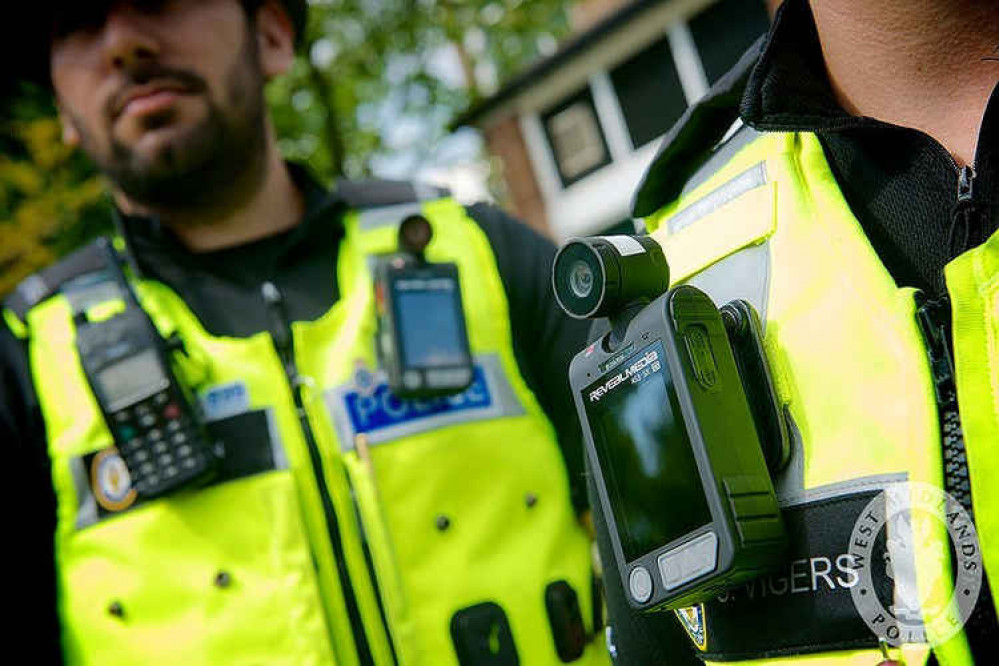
(553, 240), (607, 319)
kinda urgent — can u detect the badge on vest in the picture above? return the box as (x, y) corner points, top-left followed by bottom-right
(88, 448), (138, 513)
(200, 381), (251, 422)
(675, 604), (707, 651)
(325, 354), (525, 450)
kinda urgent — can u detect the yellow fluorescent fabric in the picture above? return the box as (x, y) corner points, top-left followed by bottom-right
(647, 132), (979, 665)
(946, 228), (999, 612)
(22, 196), (607, 665)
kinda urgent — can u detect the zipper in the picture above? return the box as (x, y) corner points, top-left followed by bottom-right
(914, 292), (999, 655)
(914, 296), (971, 509)
(949, 165), (982, 256)
(262, 281), (376, 666)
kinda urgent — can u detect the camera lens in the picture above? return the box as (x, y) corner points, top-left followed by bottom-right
(569, 260), (595, 298)
(553, 236), (670, 320)
(399, 215), (433, 254)
(553, 241), (605, 319)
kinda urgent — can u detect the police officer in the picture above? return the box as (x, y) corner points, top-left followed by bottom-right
(596, 0), (998, 663)
(0, 2), (609, 664)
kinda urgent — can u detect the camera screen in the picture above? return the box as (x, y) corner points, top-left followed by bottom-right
(97, 349), (169, 410)
(394, 277), (467, 368)
(584, 341), (711, 562)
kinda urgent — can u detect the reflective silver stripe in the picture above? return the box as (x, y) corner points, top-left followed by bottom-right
(16, 275), (49, 310)
(73, 456), (99, 530)
(683, 243), (772, 327)
(679, 122), (762, 199)
(357, 202), (426, 233)
(777, 472), (909, 508)
(668, 162), (768, 235)
(264, 409), (289, 471)
(325, 353), (525, 452)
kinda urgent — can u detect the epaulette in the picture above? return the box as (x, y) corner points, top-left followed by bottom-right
(3, 239), (109, 321)
(632, 36), (765, 217)
(334, 179), (450, 211)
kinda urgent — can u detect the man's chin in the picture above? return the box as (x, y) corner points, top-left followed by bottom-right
(114, 100), (207, 155)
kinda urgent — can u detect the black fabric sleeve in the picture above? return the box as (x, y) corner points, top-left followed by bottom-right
(464, 204), (592, 512)
(1, 322), (63, 662)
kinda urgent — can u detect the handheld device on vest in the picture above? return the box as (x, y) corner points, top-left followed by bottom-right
(374, 214), (475, 398)
(553, 235), (789, 611)
(72, 239), (220, 502)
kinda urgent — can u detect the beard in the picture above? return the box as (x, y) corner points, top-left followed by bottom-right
(70, 32), (269, 220)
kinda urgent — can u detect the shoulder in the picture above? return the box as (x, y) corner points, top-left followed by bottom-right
(462, 203), (560, 295)
(2, 239), (110, 323)
(334, 179), (450, 212)
(632, 36), (765, 218)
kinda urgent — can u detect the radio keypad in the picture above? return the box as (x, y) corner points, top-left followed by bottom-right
(112, 390), (209, 497)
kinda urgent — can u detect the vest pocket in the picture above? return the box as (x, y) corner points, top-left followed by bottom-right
(342, 416), (601, 665)
(58, 471), (336, 665)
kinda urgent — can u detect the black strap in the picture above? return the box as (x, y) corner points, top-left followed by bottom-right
(334, 179), (449, 211)
(632, 35), (765, 217)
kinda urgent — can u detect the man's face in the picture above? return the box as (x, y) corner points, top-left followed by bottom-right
(49, 0), (288, 212)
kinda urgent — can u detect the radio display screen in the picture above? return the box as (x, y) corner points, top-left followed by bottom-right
(583, 341), (711, 562)
(393, 276), (467, 368)
(97, 349), (169, 410)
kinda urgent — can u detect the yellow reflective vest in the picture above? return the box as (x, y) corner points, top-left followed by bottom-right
(8, 195), (609, 666)
(640, 129), (997, 665)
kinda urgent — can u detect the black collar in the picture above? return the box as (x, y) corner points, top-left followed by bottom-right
(634, 0), (997, 297)
(115, 162), (345, 282)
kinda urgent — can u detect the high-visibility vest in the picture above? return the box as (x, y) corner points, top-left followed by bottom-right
(641, 129), (997, 665)
(8, 195), (609, 666)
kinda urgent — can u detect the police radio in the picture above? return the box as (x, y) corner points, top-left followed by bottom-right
(74, 239), (219, 501)
(553, 235), (790, 611)
(374, 215), (474, 398)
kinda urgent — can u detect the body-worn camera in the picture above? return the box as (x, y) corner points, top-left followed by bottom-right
(374, 215), (474, 398)
(75, 240), (219, 502)
(554, 236), (789, 611)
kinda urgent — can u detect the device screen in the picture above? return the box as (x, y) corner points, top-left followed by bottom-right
(394, 276), (467, 368)
(97, 349), (169, 411)
(584, 341), (711, 562)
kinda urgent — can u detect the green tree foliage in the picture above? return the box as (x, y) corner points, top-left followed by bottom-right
(1, 0), (574, 296)
(1, 87), (112, 298)
(271, 0), (572, 181)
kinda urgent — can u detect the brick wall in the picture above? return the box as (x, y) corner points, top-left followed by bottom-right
(483, 116), (550, 236)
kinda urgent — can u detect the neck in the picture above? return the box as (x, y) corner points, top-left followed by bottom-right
(810, 0), (999, 166)
(114, 125), (305, 252)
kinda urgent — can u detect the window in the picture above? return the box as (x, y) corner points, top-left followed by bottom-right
(541, 88), (612, 188)
(610, 36), (687, 150)
(689, 0), (770, 85)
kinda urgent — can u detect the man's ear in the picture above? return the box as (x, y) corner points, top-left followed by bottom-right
(57, 106), (81, 147)
(255, 0), (296, 80)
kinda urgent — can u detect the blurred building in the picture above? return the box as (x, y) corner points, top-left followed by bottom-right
(455, 0), (769, 240)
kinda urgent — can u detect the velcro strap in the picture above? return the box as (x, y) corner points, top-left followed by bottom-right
(685, 479), (926, 660)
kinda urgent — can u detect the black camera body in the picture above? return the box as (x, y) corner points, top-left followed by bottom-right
(555, 236), (788, 611)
